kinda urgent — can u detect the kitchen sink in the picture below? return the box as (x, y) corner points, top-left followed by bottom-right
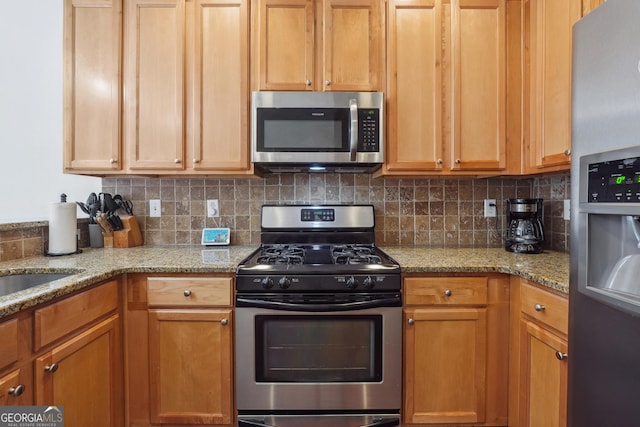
(0, 273), (72, 298)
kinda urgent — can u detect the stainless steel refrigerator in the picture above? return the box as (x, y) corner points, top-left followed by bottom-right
(571, 0), (640, 425)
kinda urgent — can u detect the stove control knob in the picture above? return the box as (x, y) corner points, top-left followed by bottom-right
(261, 277), (274, 289)
(278, 277), (291, 289)
(346, 276), (359, 289)
(363, 276), (374, 289)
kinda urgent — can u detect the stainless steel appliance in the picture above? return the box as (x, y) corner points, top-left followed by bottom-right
(235, 205), (401, 427)
(504, 198), (544, 254)
(570, 1), (640, 425)
(251, 92), (384, 173)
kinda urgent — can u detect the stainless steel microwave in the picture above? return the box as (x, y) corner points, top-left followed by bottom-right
(251, 91), (384, 173)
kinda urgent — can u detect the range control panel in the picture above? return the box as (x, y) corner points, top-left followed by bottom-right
(588, 156), (640, 202)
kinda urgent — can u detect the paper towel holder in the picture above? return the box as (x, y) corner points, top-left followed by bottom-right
(45, 193), (82, 257)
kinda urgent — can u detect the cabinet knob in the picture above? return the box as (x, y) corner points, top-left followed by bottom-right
(184, 290), (192, 297)
(44, 363), (59, 373)
(555, 351), (568, 361)
(444, 289), (452, 297)
(305, 79), (312, 86)
(407, 318), (415, 325)
(564, 149), (572, 156)
(325, 79), (331, 86)
(455, 159), (461, 164)
(534, 303), (545, 312)
(8, 384), (25, 396)
(174, 159), (181, 164)
(109, 158), (117, 164)
(193, 158), (200, 164)
(436, 159), (443, 165)
(221, 318), (228, 326)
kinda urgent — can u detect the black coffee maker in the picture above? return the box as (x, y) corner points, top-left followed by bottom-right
(505, 198), (544, 254)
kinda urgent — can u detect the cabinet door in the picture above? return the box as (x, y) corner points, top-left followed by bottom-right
(188, 0), (251, 171)
(34, 315), (122, 427)
(527, 0), (581, 170)
(404, 307), (487, 424)
(321, 0), (384, 91)
(124, 0), (185, 170)
(253, 0), (315, 90)
(385, 0), (443, 172)
(450, 0), (506, 171)
(519, 320), (568, 427)
(63, 0), (121, 172)
(582, 0), (605, 16)
(148, 309), (232, 425)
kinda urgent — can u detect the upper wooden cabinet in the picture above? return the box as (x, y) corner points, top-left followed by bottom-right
(64, 0), (251, 176)
(523, 0), (581, 173)
(63, 0), (122, 173)
(383, 0), (507, 175)
(252, 0), (384, 91)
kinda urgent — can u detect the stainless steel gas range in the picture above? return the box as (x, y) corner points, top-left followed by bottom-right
(235, 205), (401, 427)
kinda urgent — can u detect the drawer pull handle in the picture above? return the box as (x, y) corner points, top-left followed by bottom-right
(407, 318), (415, 325)
(8, 384), (25, 396)
(444, 289), (452, 297)
(184, 290), (192, 297)
(556, 351), (568, 361)
(534, 303), (545, 312)
(221, 318), (228, 326)
(44, 364), (59, 373)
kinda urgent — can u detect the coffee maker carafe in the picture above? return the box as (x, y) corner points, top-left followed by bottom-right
(505, 198), (544, 254)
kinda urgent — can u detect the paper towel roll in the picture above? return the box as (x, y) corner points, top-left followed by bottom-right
(48, 202), (77, 255)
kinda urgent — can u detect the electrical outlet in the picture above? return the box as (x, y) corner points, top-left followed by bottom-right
(564, 199), (571, 220)
(150, 199), (161, 217)
(207, 199), (219, 218)
(484, 199), (497, 217)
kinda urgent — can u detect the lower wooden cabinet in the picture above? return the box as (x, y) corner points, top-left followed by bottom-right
(148, 309), (232, 424)
(34, 315), (122, 427)
(510, 277), (569, 427)
(126, 274), (234, 426)
(0, 279), (123, 427)
(403, 275), (509, 425)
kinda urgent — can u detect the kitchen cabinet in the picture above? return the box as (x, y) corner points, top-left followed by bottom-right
(384, 0), (508, 175)
(403, 275), (509, 425)
(509, 277), (569, 427)
(64, 0), (251, 176)
(252, 0), (384, 91)
(63, 0), (122, 173)
(523, 0), (581, 173)
(35, 315), (122, 427)
(126, 275), (234, 426)
(0, 279), (123, 426)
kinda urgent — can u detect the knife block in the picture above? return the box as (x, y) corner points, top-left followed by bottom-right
(114, 215), (143, 248)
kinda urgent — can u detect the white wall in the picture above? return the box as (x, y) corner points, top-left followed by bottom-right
(0, 1), (100, 223)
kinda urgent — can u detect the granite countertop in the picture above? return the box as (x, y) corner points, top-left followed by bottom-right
(0, 245), (569, 320)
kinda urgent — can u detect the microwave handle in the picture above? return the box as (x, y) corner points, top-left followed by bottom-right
(349, 98), (358, 161)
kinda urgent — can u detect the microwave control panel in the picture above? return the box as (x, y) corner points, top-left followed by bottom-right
(358, 109), (380, 152)
(588, 156), (640, 202)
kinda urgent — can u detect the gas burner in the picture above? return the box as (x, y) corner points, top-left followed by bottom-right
(332, 245), (382, 265)
(257, 245), (306, 265)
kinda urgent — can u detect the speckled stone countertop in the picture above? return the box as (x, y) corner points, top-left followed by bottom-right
(0, 245), (569, 320)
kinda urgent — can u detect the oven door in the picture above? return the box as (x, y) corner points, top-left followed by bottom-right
(235, 294), (402, 415)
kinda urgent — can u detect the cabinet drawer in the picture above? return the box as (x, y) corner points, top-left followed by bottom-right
(404, 277), (488, 306)
(34, 280), (119, 350)
(520, 282), (568, 335)
(147, 277), (232, 307)
(0, 318), (18, 370)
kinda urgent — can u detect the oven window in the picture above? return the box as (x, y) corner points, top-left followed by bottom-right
(255, 315), (383, 383)
(257, 108), (349, 151)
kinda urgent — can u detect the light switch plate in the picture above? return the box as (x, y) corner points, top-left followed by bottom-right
(484, 199), (497, 217)
(564, 199), (571, 220)
(149, 200), (161, 217)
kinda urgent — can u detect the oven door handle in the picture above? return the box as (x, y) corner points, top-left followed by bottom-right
(236, 297), (400, 312)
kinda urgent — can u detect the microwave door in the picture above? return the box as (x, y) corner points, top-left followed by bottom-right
(349, 99), (358, 161)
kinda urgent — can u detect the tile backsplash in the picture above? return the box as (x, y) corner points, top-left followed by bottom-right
(100, 173), (571, 252)
(0, 173), (570, 261)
